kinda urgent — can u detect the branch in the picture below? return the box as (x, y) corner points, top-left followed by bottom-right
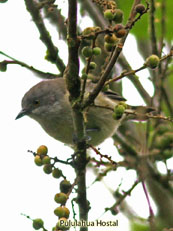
(125, 110), (173, 123)
(65, 0), (80, 99)
(106, 180), (139, 214)
(105, 64), (146, 85)
(0, 51), (60, 79)
(79, 0), (107, 28)
(118, 54), (152, 105)
(146, 174), (173, 226)
(82, 0), (147, 109)
(82, 43), (124, 109)
(89, 145), (118, 166)
(149, 0), (158, 55)
(141, 181), (156, 230)
(126, 1), (149, 30)
(65, 1), (89, 228)
(159, 0), (166, 55)
(40, 1), (67, 40)
(113, 133), (138, 158)
(109, 49), (173, 107)
(24, 0), (65, 73)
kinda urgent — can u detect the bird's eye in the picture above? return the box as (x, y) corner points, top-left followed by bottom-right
(33, 99), (40, 106)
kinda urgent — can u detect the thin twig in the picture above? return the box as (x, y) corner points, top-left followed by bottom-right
(159, 0), (166, 56)
(106, 49), (173, 85)
(118, 54), (152, 105)
(149, 0), (158, 55)
(141, 181), (156, 230)
(0, 51), (60, 79)
(126, 1), (150, 30)
(125, 110), (173, 122)
(89, 145), (118, 166)
(142, 181), (154, 217)
(41, 1), (67, 40)
(106, 180), (139, 213)
(105, 65), (146, 85)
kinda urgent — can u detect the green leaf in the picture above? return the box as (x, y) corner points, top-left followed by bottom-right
(116, 0), (173, 40)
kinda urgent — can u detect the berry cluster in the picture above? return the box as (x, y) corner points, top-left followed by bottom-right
(32, 145), (73, 230)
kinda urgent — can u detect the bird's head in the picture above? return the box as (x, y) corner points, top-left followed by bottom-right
(16, 78), (66, 120)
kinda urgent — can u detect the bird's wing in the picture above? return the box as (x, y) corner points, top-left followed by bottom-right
(103, 90), (126, 101)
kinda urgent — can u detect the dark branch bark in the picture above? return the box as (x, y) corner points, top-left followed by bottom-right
(24, 0), (65, 74)
(118, 54), (152, 105)
(149, 0), (159, 56)
(65, 1), (89, 228)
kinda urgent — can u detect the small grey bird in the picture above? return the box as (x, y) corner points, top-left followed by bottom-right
(16, 78), (152, 146)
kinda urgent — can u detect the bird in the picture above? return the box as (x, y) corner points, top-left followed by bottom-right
(16, 78), (153, 146)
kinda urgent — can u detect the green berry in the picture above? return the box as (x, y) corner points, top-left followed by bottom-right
(82, 46), (93, 58)
(114, 24), (124, 32)
(43, 164), (52, 174)
(54, 193), (68, 205)
(163, 149), (173, 160)
(93, 47), (102, 56)
(108, 1), (117, 9)
(113, 104), (125, 120)
(89, 62), (97, 70)
(161, 132), (173, 148)
(135, 4), (146, 14)
(119, 102), (127, 109)
(145, 55), (160, 69)
(54, 206), (70, 218)
(82, 27), (93, 35)
(81, 73), (88, 80)
(104, 42), (115, 52)
(37, 145), (48, 156)
(60, 180), (72, 193)
(113, 9), (124, 23)
(115, 104), (126, 113)
(93, 26), (101, 32)
(0, 62), (7, 72)
(33, 219), (44, 230)
(158, 125), (170, 135)
(154, 132), (173, 149)
(52, 168), (62, 178)
(104, 34), (118, 44)
(104, 9), (114, 20)
(115, 28), (126, 38)
(34, 155), (43, 166)
(82, 27), (95, 39)
(42, 156), (51, 164)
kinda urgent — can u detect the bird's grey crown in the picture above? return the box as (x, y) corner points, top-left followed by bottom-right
(22, 79), (66, 109)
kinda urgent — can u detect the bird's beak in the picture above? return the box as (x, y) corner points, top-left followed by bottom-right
(15, 109), (29, 120)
